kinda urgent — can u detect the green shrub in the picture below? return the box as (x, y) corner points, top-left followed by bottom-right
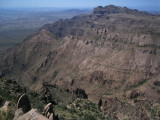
(83, 113), (96, 120)
(0, 111), (13, 120)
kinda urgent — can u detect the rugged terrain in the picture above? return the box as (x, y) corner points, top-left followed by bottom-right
(0, 8), (91, 51)
(0, 78), (104, 120)
(1, 5), (160, 119)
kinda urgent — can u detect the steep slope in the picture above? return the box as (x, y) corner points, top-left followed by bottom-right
(1, 5), (160, 119)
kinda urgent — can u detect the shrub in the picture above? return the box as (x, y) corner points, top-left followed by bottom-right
(83, 113), (96, 120)
(0, 110), (13, 120)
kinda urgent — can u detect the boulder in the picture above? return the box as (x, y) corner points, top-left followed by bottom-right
(13, 108), (24, 120)
(49, 113), (53, 120)
(17, 109), (49, 120)
(43, 103), (59, 120)
(0, 101), (11, 113)
(17, 94), (31, 113)
(43, 103), (53, 117)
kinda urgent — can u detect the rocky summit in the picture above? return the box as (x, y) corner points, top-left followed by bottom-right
(1, 5), (160, 119)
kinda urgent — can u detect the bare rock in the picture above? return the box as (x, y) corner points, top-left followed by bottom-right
(17, 94), (31, 113)
(73, 88), (88, 99)
(43, 103), (53, 117)
(13, 108), (24, 120)
(0, 101), (11, 113)
(126, 90), (144, 99)
(43, 103), (59, 120)
(49, 113), (53, 120)
(93, 5), (150, 16)
(17, 109), (49, 120)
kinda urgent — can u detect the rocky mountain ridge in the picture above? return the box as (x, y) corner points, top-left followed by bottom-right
(1, 5), (160, 119)
(93, 5), (152, 16)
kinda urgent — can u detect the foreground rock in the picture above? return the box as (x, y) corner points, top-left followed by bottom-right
(43, 103), (59, 120)
(13, 108), (24, 120)
(0, 101), (11, 113)
(17, 109), (49, 120)
(13, 94), (59, 120)
(17, 94), (31, 113)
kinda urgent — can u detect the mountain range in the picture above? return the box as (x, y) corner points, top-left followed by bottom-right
(1, 5), (160, 119)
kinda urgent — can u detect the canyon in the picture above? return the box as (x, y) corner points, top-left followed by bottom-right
(1, 5), (160, 119)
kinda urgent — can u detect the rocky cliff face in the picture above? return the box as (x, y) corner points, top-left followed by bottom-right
(93, 5), (151, 16)
(1, 5), (160, 119)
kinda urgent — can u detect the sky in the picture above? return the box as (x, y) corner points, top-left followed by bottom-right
(0, 0), (160, 11)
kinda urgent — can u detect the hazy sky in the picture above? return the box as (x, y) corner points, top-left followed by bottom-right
(0, 0), (160, 10)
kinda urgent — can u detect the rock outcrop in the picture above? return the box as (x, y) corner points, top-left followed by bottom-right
(73, 88), (88, 99)
(13, 108), (24, 120)
(93, 5), (151, 16)
(17, 94), (31, 113)
(16, 109), (49, 120)
(13, 94), (59, 120)
(43, 103), (59, 120)
(0, 101), (11, 113)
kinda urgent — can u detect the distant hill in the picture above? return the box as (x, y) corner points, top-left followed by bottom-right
(0, 8), (91, 52)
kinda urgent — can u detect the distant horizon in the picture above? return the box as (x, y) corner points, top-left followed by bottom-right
(0, 5), (160, 12)
(0, 0), (160, 12)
